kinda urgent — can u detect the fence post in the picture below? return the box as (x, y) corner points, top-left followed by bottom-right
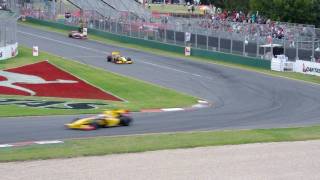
(218, 35), (220, 51)
(174, 30), (176, 44)
(0, 24), (2, 47)
(312, 36), (315, 59)
(230, 34), (233, 53)
(115, 19), (118, 34)
(195, 33), (198, 48)
(164, 27), (167, 42)
(295, 37), (299, 60)
(243, 36), (246, 56)
(283, 39), (286, 57)
(138, 23), (141, 39)
(4, 25), (6, 46)
(129, 21), (132, 37)
(206, 31), (209, 50)
(129, 13), (132, 37)
(256, 37), (259, 58)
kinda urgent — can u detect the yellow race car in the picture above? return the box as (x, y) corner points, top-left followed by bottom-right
(107, 51), (133, 64)
(65, 110), (133, 130)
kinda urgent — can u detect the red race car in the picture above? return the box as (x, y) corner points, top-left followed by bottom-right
(68, 27), (88, 39)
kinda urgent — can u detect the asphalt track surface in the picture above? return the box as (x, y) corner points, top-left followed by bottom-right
(1, 25), (320, 144)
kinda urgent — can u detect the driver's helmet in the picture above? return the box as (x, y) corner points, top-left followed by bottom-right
(103, 109), (128, 117)
(103, 110), (119, 117)
(103, 110), (112, 115)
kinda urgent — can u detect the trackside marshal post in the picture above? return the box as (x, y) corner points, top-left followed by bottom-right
(33, 46), (39, 56)
(185, 46), (191, 56)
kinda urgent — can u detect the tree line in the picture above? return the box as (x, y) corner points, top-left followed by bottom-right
(201, 0), (320, 27)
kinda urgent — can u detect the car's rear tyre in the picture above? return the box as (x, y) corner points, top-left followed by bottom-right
(107, 56), (112, 62)
(127, 57), (131, 61)
(119, 116), (132, 126)
(91, 122), (100, 129)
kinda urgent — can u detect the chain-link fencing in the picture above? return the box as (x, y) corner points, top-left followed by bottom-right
(23, 0), (319, 62)
(0, 10), (18, 47)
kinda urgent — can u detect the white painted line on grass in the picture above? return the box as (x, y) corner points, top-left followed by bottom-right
(198, 100), (208, 104)
(0, 144), (14, 148)
(192, 104), (207, 108)
(34, 140), (64, 145)
(161, 108), (184, 112)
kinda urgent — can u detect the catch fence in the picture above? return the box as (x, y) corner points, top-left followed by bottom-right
(23, 1), (320, 62)
(0, 11), (17, 47)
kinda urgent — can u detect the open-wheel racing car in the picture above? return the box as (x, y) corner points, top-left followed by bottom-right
(68, 27), (88, 39)
(107, 51), (133, 64)
(65, 109), (133, 130)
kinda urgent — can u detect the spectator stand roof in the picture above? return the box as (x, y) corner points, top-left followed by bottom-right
(66, 0), (151, 20)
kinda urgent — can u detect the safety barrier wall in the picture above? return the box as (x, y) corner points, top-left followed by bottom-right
(0, 43), (18, 61)
(26, 17), (271, 69)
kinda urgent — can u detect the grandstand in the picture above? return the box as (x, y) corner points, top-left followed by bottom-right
(63, 0), (150, 20)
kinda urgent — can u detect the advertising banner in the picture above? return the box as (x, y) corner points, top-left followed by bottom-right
(295, 60), (320, 76)
(0, 43), (18, 61)
(185, 32), (191, 42)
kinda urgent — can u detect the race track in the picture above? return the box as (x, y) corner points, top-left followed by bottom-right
(1, 25), (320, 144)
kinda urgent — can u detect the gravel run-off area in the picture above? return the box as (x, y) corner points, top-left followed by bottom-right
(1, 140), (320, 180)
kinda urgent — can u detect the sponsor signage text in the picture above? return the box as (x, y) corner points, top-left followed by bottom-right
(0, 43), (18, 61)
(0, 98), (110, 110)
(295, 60), (320, 76)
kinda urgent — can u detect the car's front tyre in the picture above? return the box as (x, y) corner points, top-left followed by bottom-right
(119, 116), (132, 126)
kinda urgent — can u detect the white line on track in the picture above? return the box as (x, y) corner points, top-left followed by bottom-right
(18, 30), (213, 80)
(72, 56), (105, 58)
(140, 61), (213, 80)
(18, 31), (107, 55)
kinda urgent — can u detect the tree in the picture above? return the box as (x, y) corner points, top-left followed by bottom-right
(200, 0), (250, 12)
(250, 0), (319, 27)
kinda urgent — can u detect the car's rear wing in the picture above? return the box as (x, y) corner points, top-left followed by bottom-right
(112, 51), (120, 56)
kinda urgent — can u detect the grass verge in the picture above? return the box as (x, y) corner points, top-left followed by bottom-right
(0, 46), (197, 117)
(20, 21), (320, 85)
(1, 125), (320, 162)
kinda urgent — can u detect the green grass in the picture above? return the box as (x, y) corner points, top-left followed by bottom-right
(1, 125), (320, 162)
(0, 46), (197, 117)
(20, 21), (320, 85)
